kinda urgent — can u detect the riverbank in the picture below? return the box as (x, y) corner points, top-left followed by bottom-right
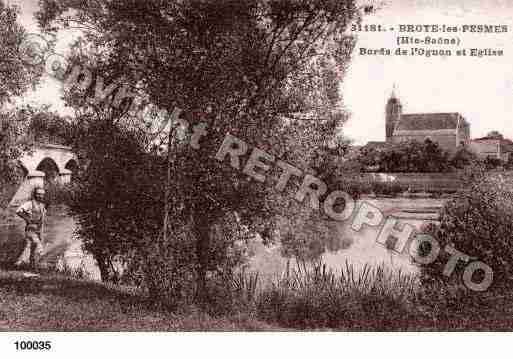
(2, 268), (513, 331)
(0, 270), (276, 331)
(2, 196), (449, 284)
(0, 205), (100, 279)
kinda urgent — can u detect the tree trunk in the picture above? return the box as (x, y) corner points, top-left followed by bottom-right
(96, 253), (110, 282)
(194, 219), (211, 305)
(162, 108), (182, 244)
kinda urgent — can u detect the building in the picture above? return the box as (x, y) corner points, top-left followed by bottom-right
(362, 91), (513, 166)
(468, 133), (513, 162)
(384, 92), (470, 154)
(364, 90), (513, 163)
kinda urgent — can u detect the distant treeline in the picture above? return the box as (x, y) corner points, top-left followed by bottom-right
(358, 139), (510, 173)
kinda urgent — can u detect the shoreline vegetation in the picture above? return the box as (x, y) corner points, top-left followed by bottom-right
(1, 260), (512, 331)
(3, 171), (512, 331)
(2, 0), (513, 335)
(3, 174), (511, 330)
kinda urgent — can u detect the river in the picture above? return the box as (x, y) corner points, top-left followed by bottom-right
(247, 196), (447, 280)
(0, 197), (447, 282)
(0, 207), (100, 280)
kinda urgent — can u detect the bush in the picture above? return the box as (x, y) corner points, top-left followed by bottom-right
(0, 163), (26, 209)
(256, 262), (422, 330)
(131, 229), (198, 310)
(358, 139), (451, 173)
(1, 114), (30, 208)
(420, 174), (513, 293)
(483, 156), (503, 170)
(450, 147), (479, 169)
(43, 181), (74, 208)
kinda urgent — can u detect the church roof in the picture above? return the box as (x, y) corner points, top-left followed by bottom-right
(395, 113), (462, 132)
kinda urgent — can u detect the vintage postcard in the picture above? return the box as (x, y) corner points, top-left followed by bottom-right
(0, 0), (512, 357)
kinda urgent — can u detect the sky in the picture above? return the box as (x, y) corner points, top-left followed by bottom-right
(7, 0), (513, 145)
(7, 0), (77, 115)
(342, 0), (513, 144)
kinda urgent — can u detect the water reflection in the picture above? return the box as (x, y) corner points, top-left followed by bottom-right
(0, 210), (100, 280)
(1, 197), (446, 284)
(247, 197), (446, 281)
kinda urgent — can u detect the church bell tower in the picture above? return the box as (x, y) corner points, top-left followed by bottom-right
(385, 87), (402, 142)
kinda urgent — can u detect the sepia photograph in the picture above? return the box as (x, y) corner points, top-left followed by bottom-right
(1, 0), (513, 355)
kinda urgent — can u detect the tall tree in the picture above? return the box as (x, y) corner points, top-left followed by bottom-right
(0, 1), (43, 206)
(0, 1), (42, 104)
(38, 0), (360, 300)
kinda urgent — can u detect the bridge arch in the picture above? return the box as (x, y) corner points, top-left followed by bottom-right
(64, 159), (79, 182)
(36, 157), (60, 185)
(64, 159), (78, 171)
(9, 144), (78, 206)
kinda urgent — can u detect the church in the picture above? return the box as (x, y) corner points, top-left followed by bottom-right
(380, 91), (471, 154)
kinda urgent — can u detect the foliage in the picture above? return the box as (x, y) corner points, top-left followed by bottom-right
(483, 156), (503, 170)
(7, 262), (513, 330)
(358, 139), (503, 174)
(37, 0), (361, 302)
(256, 261), (420, 329)
(450, 146), (479, 169)
(486, 131), (503, 139)
(420, 174), (513, 293)
(0, 1), (42, 104)
(0, 2), (43, 206)
(0, 112), (32, 208)
(25, 105), (75, 146)
(63, 118), (255, 307)
(0, 272), (276, 330)
(507, 155), (513, 170)
(65, 120), (167, 284)
(42, 180), (74, 208)
(278, 206), (338, 262)
(1, 105), (75, 208)
(358, 139), (451, 173)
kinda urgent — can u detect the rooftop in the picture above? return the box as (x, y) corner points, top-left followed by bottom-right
(395, 113), (465, 132)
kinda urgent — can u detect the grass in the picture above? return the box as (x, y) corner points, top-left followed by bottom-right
(253, 261), (513, 331)
(256, 261), (422, 330)
(0, 270), (277, 331)
(3, 261), (513, 331)
(53, 258), (90, 280)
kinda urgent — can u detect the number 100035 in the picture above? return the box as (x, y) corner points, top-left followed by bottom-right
(14, 341), (52, 350)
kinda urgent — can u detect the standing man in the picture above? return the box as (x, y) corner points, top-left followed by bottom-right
(15, 187), (47, 271)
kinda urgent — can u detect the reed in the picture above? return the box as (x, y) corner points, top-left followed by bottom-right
(254, 261), (421, 330)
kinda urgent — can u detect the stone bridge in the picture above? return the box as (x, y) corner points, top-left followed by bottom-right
(9, 143), (78, 206)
